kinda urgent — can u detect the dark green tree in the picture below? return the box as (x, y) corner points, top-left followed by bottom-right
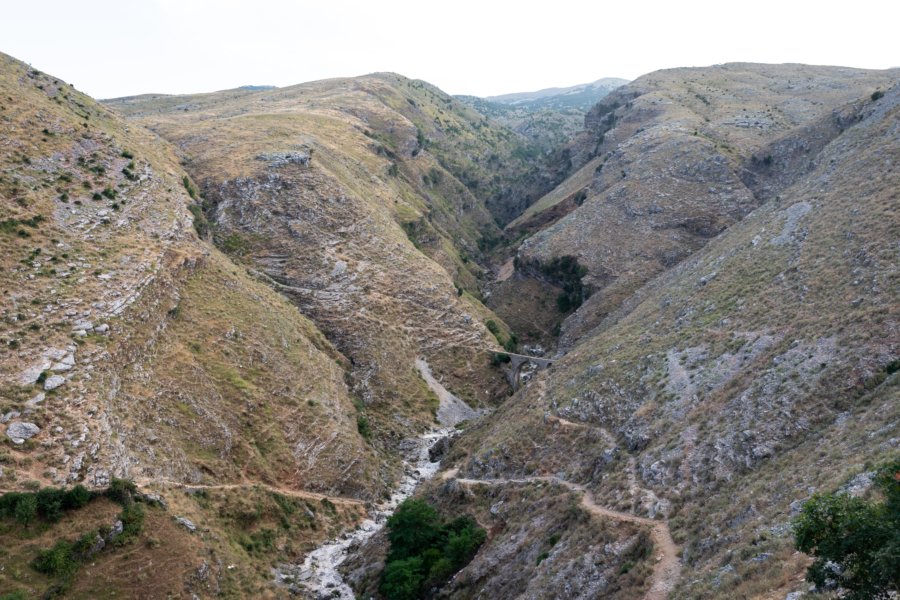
(793, 459), (900, 599)
(386, 499), (442, 562)
(380, 556), (424, 600)
(381, 500), (486, 598)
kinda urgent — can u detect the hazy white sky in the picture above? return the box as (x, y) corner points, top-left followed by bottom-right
(3, 0), (898, 99)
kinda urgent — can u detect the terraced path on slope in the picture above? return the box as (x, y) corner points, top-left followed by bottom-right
(136, 479), (365, 506)
(451, 474), (680, 600)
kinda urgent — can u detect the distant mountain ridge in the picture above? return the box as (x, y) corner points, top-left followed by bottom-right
(486, 77), (629, 110)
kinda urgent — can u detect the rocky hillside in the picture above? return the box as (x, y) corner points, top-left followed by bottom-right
(1, 50), (897, 600)
(427, 76), (899, 598)
(0, 52), (389, 597)
(496, 63), (899, 348)
(105, 73), (544, 439)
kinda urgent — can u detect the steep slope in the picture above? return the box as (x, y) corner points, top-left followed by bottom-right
(0, 52), (384, 596)
(105, 74), (535, 438)
(499, 64), (898, 348)
(433, 83), (899, 598)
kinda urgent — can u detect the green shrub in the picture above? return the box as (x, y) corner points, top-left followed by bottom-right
(381, 556), (424, 600)
(380, 499), (486, 598)
(116, 502), (145, 545)
(35, 487), (65, 522)
(491, 352), (511, 366)
(871, 90), (884, 102)
(104, 478), (137, 505)
(188, 203), (209, 238)
(14, 494), (37, 526)
(537, 255), (588, 313)
(31, 539), (78, 577)
(182, 175), (197, 200)
(793, 459), (899, 599)
(0, 215), (45, 234)
(63, 485), (92, 509)
(357, 415), (372, 440)
(0, 485), (94, 525)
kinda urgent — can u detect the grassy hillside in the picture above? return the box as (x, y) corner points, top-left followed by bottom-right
(0, 51), (387, 596)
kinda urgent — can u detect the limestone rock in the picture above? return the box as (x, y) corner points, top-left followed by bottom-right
(44, 374), (66, 390)
(6, 421), (40, 444)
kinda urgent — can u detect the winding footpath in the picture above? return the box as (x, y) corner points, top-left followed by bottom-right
(450, 474), (680, 600)
(441, 376), (682, 599)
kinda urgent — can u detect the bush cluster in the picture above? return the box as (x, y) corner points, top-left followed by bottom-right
(0, 485), (92, 525)
(540, 255), (588, 313)
(793, 459), (899, 599)
(1, 479), (146, 586)
(380, 499), (486, 599)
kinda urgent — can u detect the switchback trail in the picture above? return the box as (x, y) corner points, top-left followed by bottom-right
(451, 474), (681, 600)
(530, 376), (678, 598)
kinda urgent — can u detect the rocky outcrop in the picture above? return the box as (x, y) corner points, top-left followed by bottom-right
(512, 63), (899, 348)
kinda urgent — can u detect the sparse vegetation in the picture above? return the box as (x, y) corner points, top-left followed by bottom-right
(537, 255), (588, 312)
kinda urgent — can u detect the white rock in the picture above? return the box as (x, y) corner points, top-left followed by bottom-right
(20, 361), (52, 385)
(44, 374), (66, 390)
(6, 422), (40, 443)
(1, 411), (21, 424)
(26, 392), (46, 407)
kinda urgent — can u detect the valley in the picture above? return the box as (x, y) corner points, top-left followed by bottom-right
(0, 48), (897, 600)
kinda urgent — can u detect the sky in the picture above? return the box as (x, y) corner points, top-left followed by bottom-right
(2, 0), (898, 99)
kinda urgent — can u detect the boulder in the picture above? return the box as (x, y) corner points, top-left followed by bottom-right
(175, 516), (197, 532)
(44, 374), (66, 390)
(6, 422), (40, 444)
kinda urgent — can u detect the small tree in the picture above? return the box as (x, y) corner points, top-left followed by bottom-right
(386, 499), (442, 561)
(793, 459), (900, 599)
(380, 556), (424, 600)
(14, 494), (37, 526)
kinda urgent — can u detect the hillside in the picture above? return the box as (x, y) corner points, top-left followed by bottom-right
(495, 63), (899, 348)
(0, 51), (388, 597)
(418, 77), (899, 598)
(105, 74), (554, 439)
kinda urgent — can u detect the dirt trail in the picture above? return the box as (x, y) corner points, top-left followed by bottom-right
(136, 478), (365, 506)
(446, 378), (680, 597)
(453, 475), (680, 600)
